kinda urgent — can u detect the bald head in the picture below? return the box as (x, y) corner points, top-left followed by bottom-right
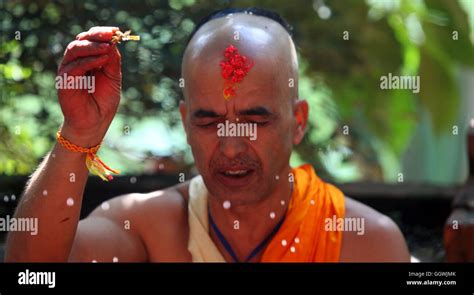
(179, 11), (308, 205)
(182, 12), (299, 103)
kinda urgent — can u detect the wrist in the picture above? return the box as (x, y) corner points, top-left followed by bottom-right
(59, 123), (106, 148)
(57, 123), (119, 181)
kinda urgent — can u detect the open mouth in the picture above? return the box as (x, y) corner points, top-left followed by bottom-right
(215, 168), (255, 186)
(221, 169), (252, 178)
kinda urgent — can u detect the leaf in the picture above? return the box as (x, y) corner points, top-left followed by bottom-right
(418, 47), (459, 133)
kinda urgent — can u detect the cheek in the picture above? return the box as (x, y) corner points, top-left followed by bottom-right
(262, 120), (292, 144)
(253, 125), (291, 158)
(187, 128), (217, 162)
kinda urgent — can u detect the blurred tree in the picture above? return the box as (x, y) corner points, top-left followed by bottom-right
(0, 0), (472, 184)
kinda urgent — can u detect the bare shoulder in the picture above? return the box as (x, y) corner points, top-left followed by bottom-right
(339, 197), (410, 262)
(77, 181), (192, 262)
(90, 181), (190, 225)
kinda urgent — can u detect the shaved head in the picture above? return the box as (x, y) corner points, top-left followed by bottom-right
(182, 12), (299, 102)
(179, 10), (307, 207)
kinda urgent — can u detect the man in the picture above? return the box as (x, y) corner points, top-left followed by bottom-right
(5, 8), (410, 262)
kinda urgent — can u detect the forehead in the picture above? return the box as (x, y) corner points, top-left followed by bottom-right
(187, 72), (285, 115)
(185, 47), (290, 114)
(182, 14), (296, 114)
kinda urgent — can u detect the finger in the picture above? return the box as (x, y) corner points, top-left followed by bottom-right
(102, 46), (121, 81)
(76, 26), (120, 42)
(62, 40), (112, 65)
(59, 54), (110, 77)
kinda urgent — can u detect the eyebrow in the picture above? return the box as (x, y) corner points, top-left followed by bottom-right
(192, 109), (222, 118)
(238, 107), (274, 117)
(192, 106), (274, 119)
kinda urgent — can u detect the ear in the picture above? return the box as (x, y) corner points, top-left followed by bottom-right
(292, 99), (309, 145)
(179, 100), (189, 143)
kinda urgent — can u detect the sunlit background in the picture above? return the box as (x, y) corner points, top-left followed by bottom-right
(1, 0), (474, 262)
(1, 0), (473, 184)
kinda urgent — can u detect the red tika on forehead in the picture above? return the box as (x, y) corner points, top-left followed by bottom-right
(219, 44), (253, 100)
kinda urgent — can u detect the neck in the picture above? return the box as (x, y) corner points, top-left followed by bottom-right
(208, 167), (293, 262)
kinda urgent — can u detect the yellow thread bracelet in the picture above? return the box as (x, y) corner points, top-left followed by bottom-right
(56, 131), (120, 181)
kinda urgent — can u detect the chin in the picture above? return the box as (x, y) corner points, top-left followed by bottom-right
(205, 181), (266, 206)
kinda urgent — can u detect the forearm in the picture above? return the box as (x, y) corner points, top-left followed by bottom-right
(6, 26), (122, 262)
(5, 125), (99, 262)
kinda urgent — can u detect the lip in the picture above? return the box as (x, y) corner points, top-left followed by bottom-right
(214, 168), (255, 188)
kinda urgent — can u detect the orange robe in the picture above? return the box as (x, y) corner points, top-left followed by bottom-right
(261, 164), (345, 262)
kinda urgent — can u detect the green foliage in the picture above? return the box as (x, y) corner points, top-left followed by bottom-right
(0, 0), (472, 183)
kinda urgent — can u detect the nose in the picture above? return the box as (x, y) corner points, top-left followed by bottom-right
(219, 137), (248, 159)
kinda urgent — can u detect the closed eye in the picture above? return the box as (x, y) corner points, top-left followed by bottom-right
(248, 120), (269, 126)
(195, 121), (219, 128)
